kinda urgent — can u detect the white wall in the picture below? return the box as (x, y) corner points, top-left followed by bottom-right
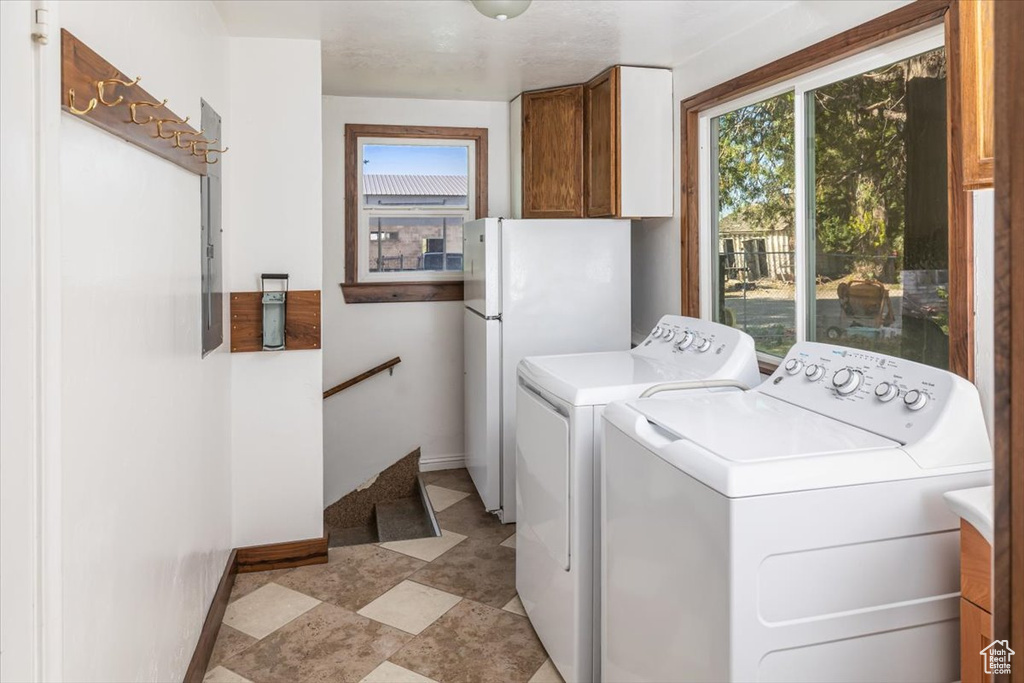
(56, 2), (232, 681)
(227, 38), (324, 547)
(630, 0), (910, 341)
(973, 190), (995, 439)
(321, 96), (509, 506)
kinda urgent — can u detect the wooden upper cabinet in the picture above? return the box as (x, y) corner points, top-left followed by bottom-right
(585, 67), (619, 218)
(960, 0), (994, 189)
(521, 85), (584, 218)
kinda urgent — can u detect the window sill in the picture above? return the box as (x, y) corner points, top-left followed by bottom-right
(341, 281), (464, 304)
(758, 358), (780, 376)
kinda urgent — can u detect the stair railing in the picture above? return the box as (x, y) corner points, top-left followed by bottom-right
(323, 356), (401, 399)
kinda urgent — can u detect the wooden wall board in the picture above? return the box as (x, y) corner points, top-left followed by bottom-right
(61, 30), (207, 176)
(230, 290), (321, 353)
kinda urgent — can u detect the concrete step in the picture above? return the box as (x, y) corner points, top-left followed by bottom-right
(375, 495), (435, 543)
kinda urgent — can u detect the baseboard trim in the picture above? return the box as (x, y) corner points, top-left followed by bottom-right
(183, 534), (330, 682)
(419, 453), (465, 472)
(183, 549), (237, 683)
(235, 535), (329, 573)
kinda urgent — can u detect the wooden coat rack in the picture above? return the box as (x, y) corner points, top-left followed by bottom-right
(60, 30), (226, 175)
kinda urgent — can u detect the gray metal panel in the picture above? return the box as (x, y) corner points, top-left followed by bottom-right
(200, 99), (223, 356)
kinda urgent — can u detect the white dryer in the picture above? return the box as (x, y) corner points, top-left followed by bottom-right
(601, 342), (993, 683)
(515, 316), (760, 683)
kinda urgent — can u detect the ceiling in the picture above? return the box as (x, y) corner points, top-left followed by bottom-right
(213, 0), (908, 101)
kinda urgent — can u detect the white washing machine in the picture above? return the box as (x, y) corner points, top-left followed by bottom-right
(601, 341), (993, 683)
(515, 316), (760, 683)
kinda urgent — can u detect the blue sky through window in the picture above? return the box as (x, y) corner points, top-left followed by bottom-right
(363, 144), (468, 175)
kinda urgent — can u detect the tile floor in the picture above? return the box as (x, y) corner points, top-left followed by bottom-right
(205, 469), (564, 683)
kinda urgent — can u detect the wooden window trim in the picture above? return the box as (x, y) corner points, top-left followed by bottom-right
(992, 0), (1024, 672)
(680, 0), (973, 379)
(342, 124), (488, 304)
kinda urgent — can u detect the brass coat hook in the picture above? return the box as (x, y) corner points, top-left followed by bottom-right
(129, 99), (166, 124)
(67, 88), (97, 116)
(154, 116), (190, 139)
(172, 130), (204, 149)
(189, 138), (219, 156)
(201, 147), (229, 164)
(97, 75), (140, 106)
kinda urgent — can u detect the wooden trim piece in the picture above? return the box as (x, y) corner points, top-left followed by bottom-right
(961, 519), (993, 613)
(947, 3), (975, 380)
(340, 281), (463, 304)
(324, 356), (402, 399)
(343, 124), (487, 296)
(992, 0), (1024, 677)
(680, 0), (973, 378)
(182, 550), (237, 683)
(959, 0), (994, 189)
(61, 30), (207, 176)
(757, 359), (780, 377)
(681, 107), (700, 317)
(235, 536), (328, 574)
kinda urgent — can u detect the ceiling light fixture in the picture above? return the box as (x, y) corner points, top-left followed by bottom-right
(470, 0), (532, 21)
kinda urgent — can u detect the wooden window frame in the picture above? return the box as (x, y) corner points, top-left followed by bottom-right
(342, 124), (488, 304)
(680, 0), (973, 379)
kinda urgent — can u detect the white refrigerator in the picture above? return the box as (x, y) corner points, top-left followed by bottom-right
(463, 217), (631, 523)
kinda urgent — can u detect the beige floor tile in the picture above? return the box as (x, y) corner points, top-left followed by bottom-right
(275, 544), (425, 612)
(528, 658), (565, 683)
(203, 666), (254, 683)
(358, 580), (462, 635)
(425, 485), (471, 512)
(500, 532), (517, 549)
(208, 624), (256, 671)
(223, 602), (411, 683)
(379, 528), (467, 562)
(228, 568), (293, 603)
(223, 582), (320, 640)
(390, 600), (549, 683)
(420, 468), (477, 494)
(410, 537), (518, 608)
(502, 594), (527, 617)
(435, 496), (516, 544)
(360, 660), (439, 683)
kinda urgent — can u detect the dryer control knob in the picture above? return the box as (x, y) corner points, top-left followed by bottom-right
(676, 331), (695, 350)
(832, 368), (862, 395)
(662, 329), (676, 342)
(904, 389), (929, 411)
(804, 364), (825, 381)
(874, 382), (898, 402)
(696, 338), (712, 353)
(784, 358), (804, 375)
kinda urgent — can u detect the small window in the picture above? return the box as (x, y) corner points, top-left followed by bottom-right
(704, 29), (949, 368)
(343, 125), (487, 303)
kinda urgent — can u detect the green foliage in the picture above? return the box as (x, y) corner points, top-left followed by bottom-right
(714, 49), (946, 274)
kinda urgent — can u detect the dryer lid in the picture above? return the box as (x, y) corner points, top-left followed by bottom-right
(519, 352), (708, 406)
(626, 391), (899, 462)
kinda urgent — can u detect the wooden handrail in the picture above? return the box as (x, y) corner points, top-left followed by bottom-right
(323, 356), (401, 399)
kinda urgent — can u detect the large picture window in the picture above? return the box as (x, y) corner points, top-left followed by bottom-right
(343, 124), (487, 304)
(700, 28), (951, 368)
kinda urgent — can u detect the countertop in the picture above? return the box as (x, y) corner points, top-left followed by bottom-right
(944, 485), (994, 544)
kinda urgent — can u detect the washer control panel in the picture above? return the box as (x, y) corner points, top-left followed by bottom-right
(759, 341), (964, 445)
(634, 315), (758, 378)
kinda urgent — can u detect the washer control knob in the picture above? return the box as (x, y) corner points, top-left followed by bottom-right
(832, 368), (862, 395)
(784, 358), (804, 375)
(904, 389), (929, 411)
(874, 381), (898, 402)
(804, 364), (825, 381)
(676, 331), (695, 350)
(696, 337), (712, 353)
(652, 326), (663, 339)
(662, 329), (676, 342)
